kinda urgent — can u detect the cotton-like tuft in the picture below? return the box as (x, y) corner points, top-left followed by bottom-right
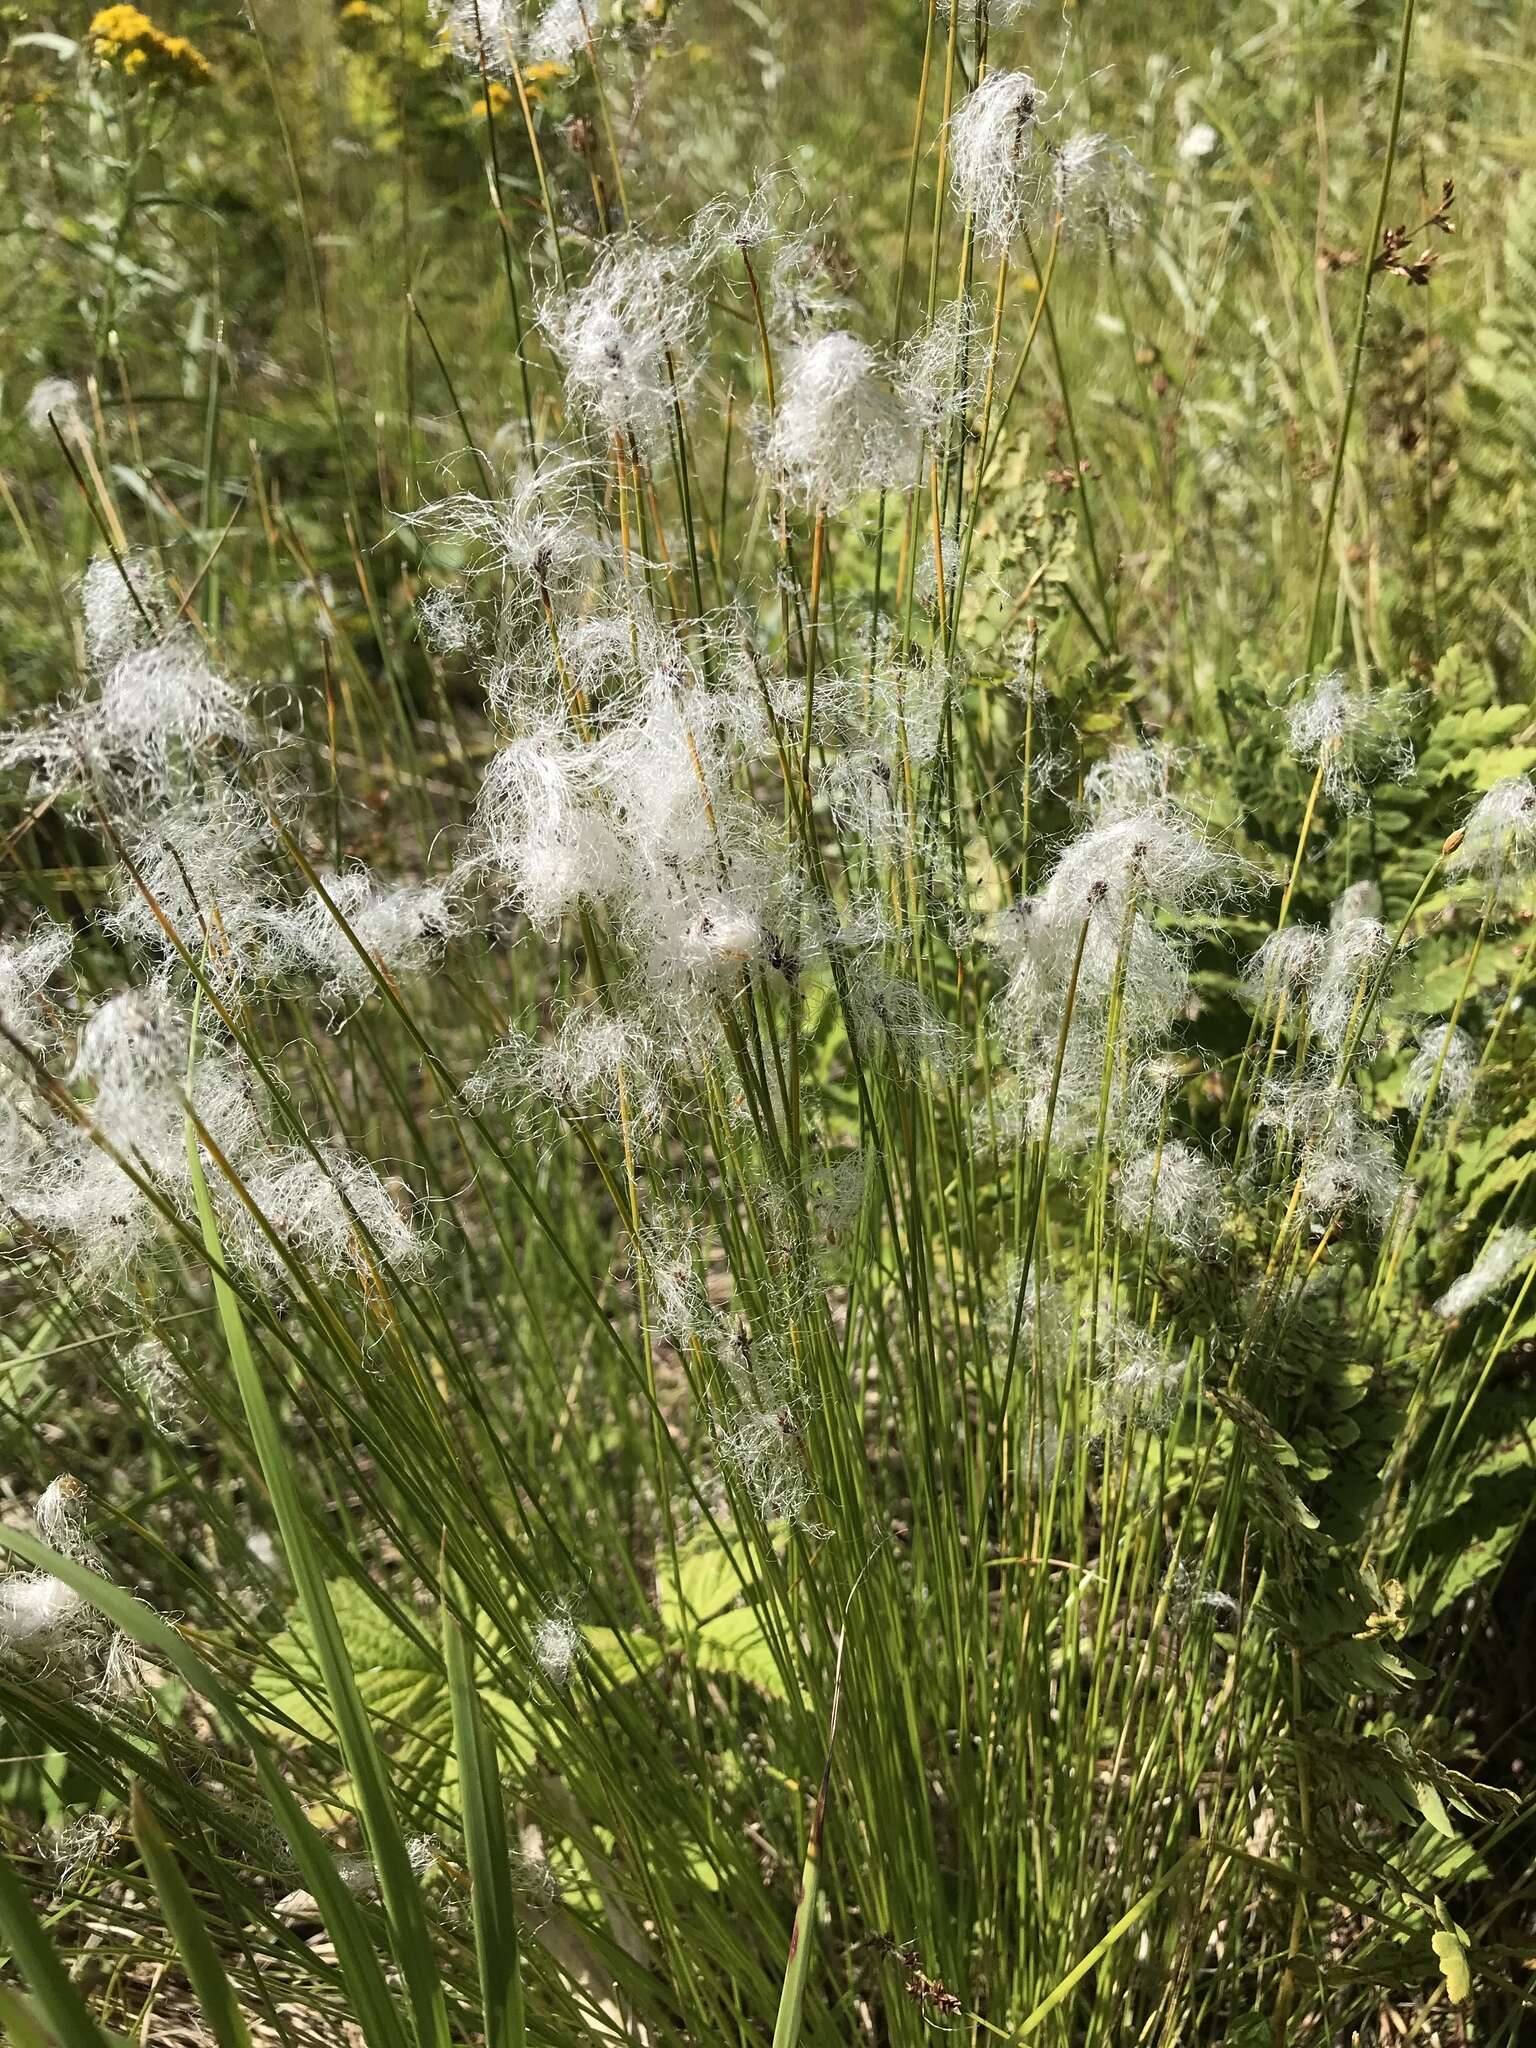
(532, 1610), (583, 1686)
(81, 556), (165, 676)
(1436, 1228), (1536, 1321)
(1116, 1141), (1226, 1254)
(1311, 916), (1393, 1051)
(541, 243), (702, 449)
(26, 376), (85, 442)
(949, 70), (1050, 255)
(1447, 776), (1536, 897)
(762, 331), (914, 510)
(0, 920), (73, 1055)
(1050, 131), (1143, 241)
(1405, 1022), (1478, 1115)
(268, 866), (460, 1003)
(1285, 671), (1414, 811)
(234, 1146), (431, 1285)
(1240, 926), (1325, 1019)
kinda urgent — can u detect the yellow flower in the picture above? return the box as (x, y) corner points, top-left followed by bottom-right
(472, 79), (514, 119)
(340, 1), (382, 19)
(521, 60), (570, 101)
(89, 5), (212, 86)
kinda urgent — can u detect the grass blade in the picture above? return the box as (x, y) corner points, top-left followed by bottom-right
(442, 1563), (525, 2048)
(0, 1527), (411, 2048)
(0, 1851), (115, 2048)
(182, 1114), (451, 2048)
(129, 1784), (253, 2048)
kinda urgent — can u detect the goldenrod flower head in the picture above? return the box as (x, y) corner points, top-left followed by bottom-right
(89, 7), (212, 86)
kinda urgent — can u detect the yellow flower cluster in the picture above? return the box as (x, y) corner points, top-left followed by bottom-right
(88, 6), (212, 86)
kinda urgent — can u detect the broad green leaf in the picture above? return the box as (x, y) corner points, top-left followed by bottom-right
(695, 1607), (789, 1699)
(1432, 1926), (1471, 2003)
(262, 1577), (536, 1816)
(659, 1527), (753, 1631)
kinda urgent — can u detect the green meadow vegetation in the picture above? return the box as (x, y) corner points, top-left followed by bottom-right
(1, 0), (1536, 2041)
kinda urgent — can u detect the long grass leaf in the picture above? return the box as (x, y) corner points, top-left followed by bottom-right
(442, 1564), (525, 2048)
(0, 1851), (114, 2048)
(129, 1784), (253, 2048)
(0, 1528), (411, 2048)
(182, 1115), (451, 2048)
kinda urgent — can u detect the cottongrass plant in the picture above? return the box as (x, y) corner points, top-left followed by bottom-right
(0, 2), (1533, 2045)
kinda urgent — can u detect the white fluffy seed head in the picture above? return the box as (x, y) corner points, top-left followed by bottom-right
(103, 794), (279, 992)
(1331, 878), (1384, 928)
(36, 1475), (93, 1560)
(0, 920), (72, 1056)
(1250, 1076), (1402, 1229)
(1311, 916), (1394, 1052)
(0, 1572), (86, 1650)
(1092, 1314), (1190, 1437)
(949, 70), (1050, 255)
(1405, 1022), (1478, 1115)
(899, 297), (986, 439)
(440, 0), (517, 73)
(527, 0), (594, 62)
(1050, 131), (1142, 242)
(532, 1610), (583, 1686)
(1448, 776), (1536, 896)
(416, 585), (481, 655)
(1116, 1142), (1226, 1255)
(1436, 1228), (1536, 1321)
(541, 243), (702, 448)
(715, 1345), (819, 1528)
(26, 376), (85, 442)
(762, 331), (914, 509)
(405, 466), (602, 626)
(1240, 926), (1325, 1018)
(72, 986), (187, 1161)
(95, 628), (253, 773)
(1285, 671), (1415, 811)
(81, 556), (165, 676)
(122, 1337), (192, 1431)
(235, 1147), (431, 1286)
(270, 867), (459, 1004)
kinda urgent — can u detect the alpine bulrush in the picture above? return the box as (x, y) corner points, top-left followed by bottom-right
(103, 794), (281, 991)
(25, 376), (85, 443)
(1285, 671), (1415, 811)
(1240, 925), (1326, 1023)
(1311, 914), (1394, 1052)
(1405, 1022), (1478, 1115)
(2, 610), (252, 799)
(531, 1608), (583, 1687)
(0, 1477), (97, 1662)
(1050, 131), (1142, 242)
(234, 1145), (432, 1285)
(0, 920), (72, 1053)
(541, 242), (701, 449)
(762, 331), (914, 509)
(405, 466), (602, 628)
(416, 584), (482, 655)
(899, 297), (986, 440)
(1093, 1314), (1191, 1437)
(948, 70), (1050, 255)
(81, 555), (165, 676)
(1447, 775), (1536, 897)
(1435, 1227), (1536, 1321)
(1250, 1075), (1402, 1229)
(268, 865), (460, 1004)
(1116, 1141), (1226, 1255)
